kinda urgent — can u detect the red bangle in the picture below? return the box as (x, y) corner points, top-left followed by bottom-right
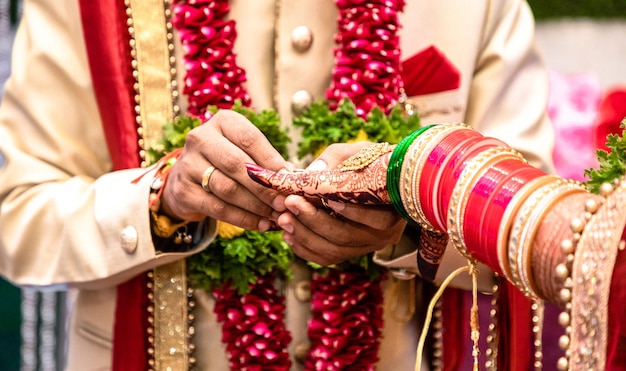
(434, 135), (485, 229)
(463, 159), (522, 267)
(464, 162), (544, 273)
(437, 136), (507, 229)
(478, 166), (545, 258)
(496, 174), (562, 281)
(419, 129), (481, 231)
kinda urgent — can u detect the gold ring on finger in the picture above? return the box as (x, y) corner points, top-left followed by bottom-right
(201, 166), (217, 193)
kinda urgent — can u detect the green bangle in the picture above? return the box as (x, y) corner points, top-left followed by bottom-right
(387, 125), (434, 221)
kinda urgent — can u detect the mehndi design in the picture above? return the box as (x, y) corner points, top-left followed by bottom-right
(246, 143), (394, 205)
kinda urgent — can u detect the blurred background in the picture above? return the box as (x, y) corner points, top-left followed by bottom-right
(531, 0), (626, 182)
(0, 0), (625, 370)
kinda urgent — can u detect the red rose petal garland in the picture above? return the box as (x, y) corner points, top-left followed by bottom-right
(171, 0), (406, 369)
(172, 0), (250, 120)
(327, 0), (406, 117)
(307, 1), (405, 368)
(306, 269), (386, 370)
(213, 275), (292, 370)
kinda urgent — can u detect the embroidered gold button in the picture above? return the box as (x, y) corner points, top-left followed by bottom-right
(291, 26), (313, 52)
(121, 226), (138, 254)
(294, 280), (311, 302)
(291, 90), (313, 115)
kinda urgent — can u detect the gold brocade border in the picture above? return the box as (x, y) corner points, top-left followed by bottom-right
(129, 0), (174, 157)
(570, 180), (626, 370)
(127, 0), (189, 370)
(152, 261), (190, 370)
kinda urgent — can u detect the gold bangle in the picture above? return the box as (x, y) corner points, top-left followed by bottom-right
(516, 182), (586, 298)
(410, 123), (470, 232)
(507, 179), (566, 295)
(447, 146), (525, 260)
(400, 123), (469, 231)
(508, 180), (585, 297)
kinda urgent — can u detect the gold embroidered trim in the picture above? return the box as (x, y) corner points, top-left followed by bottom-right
(127, 0), (189, 369)
(152, 261), (190, 370)
(128, 0), (177, 167)
(569, 179), (626, 370)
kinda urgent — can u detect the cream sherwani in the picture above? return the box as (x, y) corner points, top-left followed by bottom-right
(0, 0), (554, 370)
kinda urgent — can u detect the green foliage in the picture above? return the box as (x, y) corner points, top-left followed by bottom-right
(307, 253), (384, 281)
(584, 119), (626, 193)
(528, 0), (626, 20)
(146, 115), (199, 165)
(294, 99), (420, 159)
(188, 230), (293, 295)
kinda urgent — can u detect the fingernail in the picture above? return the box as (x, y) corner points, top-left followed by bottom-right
(245, 163), (264, 172)
(279, 221), (294, 234)
(272, 195), (286, 212)
(245, 163), (270, 187)
(282, 233), (294, 246)
(286, 203), (299, 216)
(271, 210), (282, 221)
(328, 200), (345, 211)
(258, 218), (271, 232)
(306, 160), (327, 171)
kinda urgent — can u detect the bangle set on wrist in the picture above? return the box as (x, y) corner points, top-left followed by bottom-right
(387, 123), (590, 300)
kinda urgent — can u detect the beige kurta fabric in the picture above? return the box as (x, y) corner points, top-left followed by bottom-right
(0, 0), (555, 370)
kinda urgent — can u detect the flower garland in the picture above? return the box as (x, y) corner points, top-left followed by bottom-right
(166, 0), (419, 369)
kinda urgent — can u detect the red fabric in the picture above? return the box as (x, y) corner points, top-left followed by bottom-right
(78, 1), (148, 370)
(594, 87), (626, 152)
(606, 230), (626, 370)
(401, 45), (461, 96)
(497, 281), (533, 371)
(441, 288), (467, 371)
(79, 0), (140, 170)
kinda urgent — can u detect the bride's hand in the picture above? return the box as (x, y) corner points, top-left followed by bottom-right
(246, 142), (402, 265)
(246, 142), (394, 205)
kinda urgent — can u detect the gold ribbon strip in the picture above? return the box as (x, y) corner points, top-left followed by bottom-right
(128, 0), (189, 369)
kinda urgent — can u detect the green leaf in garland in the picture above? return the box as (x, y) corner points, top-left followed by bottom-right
(584, 118), (626, 194)
(294, 98), (420, 159)
(189, 230), (294, 295)
(145, 115), (199, 165)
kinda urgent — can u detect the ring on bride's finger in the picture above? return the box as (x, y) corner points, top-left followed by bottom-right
(201, 166), (217, 193)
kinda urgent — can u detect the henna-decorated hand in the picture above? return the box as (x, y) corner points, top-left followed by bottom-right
(246, 142), (394, 205)
(246, 142), (404, 266)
